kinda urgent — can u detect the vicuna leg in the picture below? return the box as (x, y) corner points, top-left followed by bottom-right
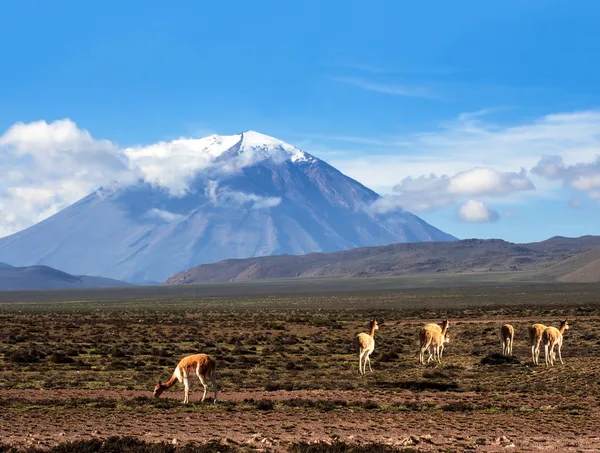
(183, 378), (190, 404)
(359, 349), (367, 375)
(421, 338), (432, 365)
(419, 346), (426, 365)
(198, 374), (208, 402)
(558, 342), (564, 365)
(544, 344), (549, 367)
(531, 344), (536, 364)
(366, 353), (373, 372)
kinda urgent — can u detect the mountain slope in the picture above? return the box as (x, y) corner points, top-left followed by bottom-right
(0, 265), (133, 291)
(165, 236), (600, 284)
(0, 262), (13, 269)
(557, 249), (600, 283)
(0, 131), (455, 282)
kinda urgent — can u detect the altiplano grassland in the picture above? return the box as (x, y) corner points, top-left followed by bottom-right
(1, 283), (600, 452)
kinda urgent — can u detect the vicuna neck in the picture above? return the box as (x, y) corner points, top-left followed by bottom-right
(162, 373), (178, 389)
(369, 324), (377, 338)
(441, 322), (449, 336)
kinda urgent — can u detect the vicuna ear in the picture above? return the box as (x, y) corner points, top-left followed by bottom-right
(158, 381), (162, 386)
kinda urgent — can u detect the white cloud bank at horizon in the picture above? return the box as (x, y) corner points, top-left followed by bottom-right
(367, 167), (534, 216)
(2, 110), (600, 236)
(322, 110), (600, 197)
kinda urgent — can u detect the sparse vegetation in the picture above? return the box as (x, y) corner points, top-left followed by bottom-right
(1, 284), (599, 451)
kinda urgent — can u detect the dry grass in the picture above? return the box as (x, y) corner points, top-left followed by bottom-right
(1, 284), (600, 451)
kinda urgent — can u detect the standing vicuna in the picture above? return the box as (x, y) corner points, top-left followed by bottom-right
(355, 319), (379, 375)
(528, 323), (547, 365)
(419, 319), (450, 365)
(153, 353), (217, 404)
(543, 320), (569, 367)
(501, 324), (515, 356)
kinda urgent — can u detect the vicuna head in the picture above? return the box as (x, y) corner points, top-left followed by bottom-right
(561, 319), (569, 331)
(370, 319), (379, 331)
(153, 381), (165, 398)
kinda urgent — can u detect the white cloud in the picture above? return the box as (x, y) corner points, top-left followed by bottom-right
(458, 200), (499, 223)
(315, 110), (600, 197)
(532, 154), (600, 203)
(329, 76), (437, 99)
(0, 119), (135, 237)
(205, 180), (281, 210)
(448, 168), (533, 196)
(0, 120), (293, 237)
(367, 167), (534, 215)
(4, 109), (600, 237)
(147, 208), (186, 223)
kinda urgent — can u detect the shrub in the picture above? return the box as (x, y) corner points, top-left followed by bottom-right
(48, 352), (75, 364)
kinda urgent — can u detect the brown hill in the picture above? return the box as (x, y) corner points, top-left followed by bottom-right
(164, 235), (600, 285)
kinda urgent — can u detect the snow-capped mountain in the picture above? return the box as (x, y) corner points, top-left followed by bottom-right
(0, 131), (455, 283)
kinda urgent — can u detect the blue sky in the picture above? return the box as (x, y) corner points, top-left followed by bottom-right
(1, 0), (600, 242)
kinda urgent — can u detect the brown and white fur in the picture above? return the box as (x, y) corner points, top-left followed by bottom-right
(500, 324), (515, 356)
(153, 353), (217, 404)
(543, 320), (569, 367)
(355, 320), (379, 375)
(419, 319), (449, 365)
(528, 323), (547, 365)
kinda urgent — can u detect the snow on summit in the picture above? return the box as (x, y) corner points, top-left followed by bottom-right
(239, 130), (313, 163)
(123, 130), (314, 195)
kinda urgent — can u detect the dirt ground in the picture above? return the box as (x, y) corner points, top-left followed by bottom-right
(1, 287), (600, 452)
(1, 388), (599, 452)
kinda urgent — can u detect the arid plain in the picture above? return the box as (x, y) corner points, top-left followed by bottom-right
(1, 283), (600, 452)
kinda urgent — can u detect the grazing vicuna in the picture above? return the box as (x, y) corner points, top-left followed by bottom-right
(543, 320), (569, 367)
(529, 323), (547, 365)
(355, 319), (379, 375)
(419, 319), (449, 365)
(153, 353), (217, 404)
(501, 324), (515, 356)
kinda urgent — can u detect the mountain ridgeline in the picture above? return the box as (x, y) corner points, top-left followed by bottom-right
(0, 263), (133, 291)
(165, 236), (600, 285)
(0, 131), (455, 283)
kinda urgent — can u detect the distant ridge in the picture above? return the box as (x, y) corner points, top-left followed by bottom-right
(165, 235), (600, 285)
(0, 265), (134, 291)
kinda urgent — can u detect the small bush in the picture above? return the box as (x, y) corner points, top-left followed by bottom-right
(48, 352), (75, 364)
(111, 346), (126, 358)
(6, 348), (45, 364)
(378, 350), (399, 362)
(255, 399), (275, 411)
(264, 382), (294, 392)
(480, 353), (520, 365)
